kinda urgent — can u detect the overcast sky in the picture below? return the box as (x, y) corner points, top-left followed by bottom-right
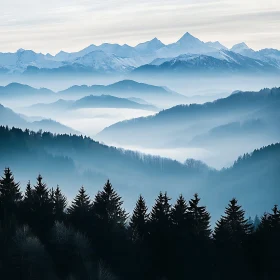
(1, 0), (280, 54)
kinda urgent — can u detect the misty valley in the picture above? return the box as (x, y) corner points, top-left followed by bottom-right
(0, 31), (280, 280)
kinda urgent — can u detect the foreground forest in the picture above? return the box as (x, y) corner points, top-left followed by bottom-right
(0, 167), (279, 280)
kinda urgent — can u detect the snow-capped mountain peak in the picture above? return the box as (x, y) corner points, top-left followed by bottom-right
(206, 41), (228, 50)
(231, 42), (251, 53)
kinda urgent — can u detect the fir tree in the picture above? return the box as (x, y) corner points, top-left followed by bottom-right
(257, 213), (271, 233)
(171, 194), (189, 229)
(20, 181), (35, 226)
(170, 194), (192, 279)
(269, 205), (280, 230)
(92, 180), (128, 228)
(149, 192), (171, 227)
(213, 199), (253, 280)
(188, 193), (211, 238)
(52, 186), (67, 222)
(222, 198), (253, 241)
(129, 195), (149, 242)
(32, 175), (54, 239)
(253, 215), (261, 231)
(68, 186), (91, 232)
(0, 168), (22, 219)
(148, 192), (172, 279)
(91, 180), (129, 279)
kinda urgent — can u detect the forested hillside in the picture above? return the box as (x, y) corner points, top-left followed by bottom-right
(0, 167), (279, 280)
(0, 126), (279, 219)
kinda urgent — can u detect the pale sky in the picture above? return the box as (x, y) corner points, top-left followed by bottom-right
(1, 0), (280, 54)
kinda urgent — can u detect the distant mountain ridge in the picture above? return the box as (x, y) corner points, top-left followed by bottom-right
(27, 94), (159, 113)
(97, 87), (280, 151)
(1, 32), (280, 75)
(0, 103), (79, 134)
(133, 50), (280, 76)
(0, 80), (185, 107)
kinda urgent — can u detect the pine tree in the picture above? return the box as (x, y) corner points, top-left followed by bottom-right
(129, 195), (150, 280)
(20, 181), (35, 226)
(92, 180), (127, 228)
(149, 192), (171, 227)
(0, 168), (22, 220)
(269, 205), (280, 230)
(52, 186), (67, 222)
(223, 198), (253, 241)
(68, 186), (91, 232)
(188, 193), (211, 238)
(32, 175), (54, 239)
(213, 218), (231, 245)
(257, 213), (271, 233)
(171, 194), (189, 229)
(213, 199), (253, 280)
(129, 195), (149, 242)
(148, 192), (172, 279)
(91, 180), (129, 279)
(170, 194), (192, 279)
(253, 215), (261, 231)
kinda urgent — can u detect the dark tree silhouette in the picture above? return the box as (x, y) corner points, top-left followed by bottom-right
(129, 195), (149, 242)
(91, 180), (129, 279)
(0, 167), (22, 224)
(51, 186), (67, 222)
(170, 194), (193, 279)
(0, 167), (279, 280)
(31, 175), (54, 240)
(148, 192), (172, 279)
(213, 199), (254, 280)
(67, 186), (91, 233)
(188, 193), (211, 238)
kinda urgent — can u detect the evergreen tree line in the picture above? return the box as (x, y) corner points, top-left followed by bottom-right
(0, 167), (279, 280)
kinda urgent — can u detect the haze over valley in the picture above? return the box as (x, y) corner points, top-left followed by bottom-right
(0, 31), (280, 217)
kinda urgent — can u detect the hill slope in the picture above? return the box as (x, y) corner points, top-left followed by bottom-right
(0, 126), (279, 220)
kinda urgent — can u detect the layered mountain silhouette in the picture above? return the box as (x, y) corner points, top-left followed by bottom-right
(97, 87), (280, 165)
(59, 80), (187, 106)
(0, 80), (184, 107)
(0, 82), (55, 99)
(27, 95), (159, 113)
(0, 125), (279, 220)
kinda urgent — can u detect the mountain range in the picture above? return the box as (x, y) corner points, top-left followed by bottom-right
(0, 80), (187, 108)
(97, 87), (280, 167)
(1, 32), (280, 76)
(26, 95), (159, 114)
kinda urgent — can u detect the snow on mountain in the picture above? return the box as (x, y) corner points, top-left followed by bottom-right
(1, 32), (280, 74)
(205, 41), (228, 50)
(72, 50), (136, 73)
(231, 42), (250, 52)
(133, 49), (279, 75)
(0, 49), (62, 73)
(135, 38), (165, 54)
(156, 32), (216, 58)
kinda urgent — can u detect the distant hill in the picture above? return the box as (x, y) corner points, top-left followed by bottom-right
(0, 103), (79, 135)
(0, 82), (55, 99)
(97, 87), (280, 168)
(59, 80), (188, 107)
(71, 95), (158, 111)
(27, 95), (159, 114)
